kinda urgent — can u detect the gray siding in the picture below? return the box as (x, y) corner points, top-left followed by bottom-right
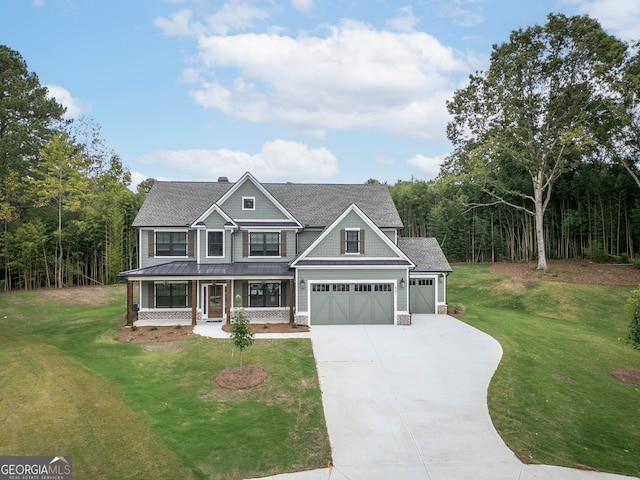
(438, 274), (445, 302)
(306, 211), (397, 258)
(220, 181), (288, 220)
(297, 230), (321, 254)
(297, 267), (408, 312)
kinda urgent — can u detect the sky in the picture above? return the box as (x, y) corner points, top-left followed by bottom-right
(1, 0), (639, 189)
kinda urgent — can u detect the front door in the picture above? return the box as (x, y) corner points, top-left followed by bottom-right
(208, 284), (224, 319)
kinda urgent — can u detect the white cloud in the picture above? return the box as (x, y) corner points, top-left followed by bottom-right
(406, 154), (443, 179)
(154, 1), (269, 37)
(569, 0), (640, 41)
(187, 20), (468, 140)
(291, 0), (313, 14)
(386, 5), (419, 33)
(45, 85), (90, 118)
(137, 139), (338, 182)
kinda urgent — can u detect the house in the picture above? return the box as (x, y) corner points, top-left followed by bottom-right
(119, 172), (452, 326)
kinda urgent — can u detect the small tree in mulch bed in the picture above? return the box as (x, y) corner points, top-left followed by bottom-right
(230, 294), (254, 370)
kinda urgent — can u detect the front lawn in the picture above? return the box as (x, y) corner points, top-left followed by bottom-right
(0, 286), (330, 480)
(448, 264), (640, 477)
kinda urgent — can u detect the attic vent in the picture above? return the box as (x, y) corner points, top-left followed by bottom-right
(218, 176), (229, 182)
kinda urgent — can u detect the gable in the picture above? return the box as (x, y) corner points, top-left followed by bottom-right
(292, 204), (413, 266)
(215, 172), (300, 225)
(306, 210), (397, 258)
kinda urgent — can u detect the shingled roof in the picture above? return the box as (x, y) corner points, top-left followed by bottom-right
(132, 180), (403, 228)
(398, 238), (452, 273)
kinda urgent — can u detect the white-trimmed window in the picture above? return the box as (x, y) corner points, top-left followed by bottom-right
(155, 282), (188, 308)
(207, 230), (224, 257)
(250, 232), (280, 256)
(155, 231), (187, 257)
(242, 196), (255, 210)
(341, 228), (363, 254)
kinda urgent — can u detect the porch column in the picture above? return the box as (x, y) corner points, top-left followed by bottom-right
(191, 280), (197, 326)
(126, 280), (134, 326)
(226, 279), (232, 325)
(289, 278), (294, 323)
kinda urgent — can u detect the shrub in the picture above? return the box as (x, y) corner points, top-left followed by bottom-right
(634, 258), (640, 270)
(627, 289), (640, 349)
(621, 253), (629, 264)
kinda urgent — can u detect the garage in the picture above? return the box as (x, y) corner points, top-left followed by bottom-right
(409, 278), (436, 313)
(311, 282), (394, 325)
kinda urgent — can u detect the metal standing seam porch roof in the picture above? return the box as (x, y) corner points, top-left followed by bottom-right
(119, 261), (293, 278)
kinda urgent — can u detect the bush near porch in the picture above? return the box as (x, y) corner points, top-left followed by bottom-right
(0, 285), (330, 480)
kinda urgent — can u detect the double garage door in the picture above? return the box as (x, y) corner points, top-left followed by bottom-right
(311, 282), (394, 325)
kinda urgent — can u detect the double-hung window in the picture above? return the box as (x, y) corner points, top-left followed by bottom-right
(207, 231), (224, 257)
(346, 230), (360, 253)
(155, 283), (188, 308)
(156, 231), (187, 256)
(250, 232), (280, 256)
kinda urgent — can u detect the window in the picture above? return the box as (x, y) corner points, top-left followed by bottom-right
(242, 196), (255, 210)
(250, 282), (280, 307)
(332, 284), (350, 292)
(346, 230), (360, 253)
(312, 284), (330, 292)
(354, 283), (372, 292)
(207, 231), (224, 257)
(155, 283), (188, 308)
(156, 231), (187, 256)
(374, 284), (392, 292)
(250, 232), (280, 256)
(410, 279), (434, 286)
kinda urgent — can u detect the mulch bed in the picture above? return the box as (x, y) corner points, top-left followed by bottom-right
(120, 325), (196, 344)
(221, 323), (309, 333)
(214, 366), (268, 390)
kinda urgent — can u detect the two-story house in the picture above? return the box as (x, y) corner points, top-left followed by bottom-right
(119, 172), (452, 326)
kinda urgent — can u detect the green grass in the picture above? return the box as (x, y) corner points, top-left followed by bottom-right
(0, 286), (330, 480)
(448, 264), (640, 477)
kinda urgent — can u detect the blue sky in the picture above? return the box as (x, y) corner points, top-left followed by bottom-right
(1, 0), (639, 188)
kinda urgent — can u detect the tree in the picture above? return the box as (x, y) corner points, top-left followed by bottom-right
(444, 14), (628, 269)
(0, 45), (66, 287)
(229, 294), (254, 370)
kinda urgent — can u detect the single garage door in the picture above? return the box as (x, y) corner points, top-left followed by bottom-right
(409, 278), (435, 313)
(311, 283), (394, 325)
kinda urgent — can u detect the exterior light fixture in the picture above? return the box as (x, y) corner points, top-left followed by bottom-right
(400, 278), (405, 288)
(300, 278), (306, 289)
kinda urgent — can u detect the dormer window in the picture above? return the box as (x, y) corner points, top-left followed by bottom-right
(242, 196), (255, 210)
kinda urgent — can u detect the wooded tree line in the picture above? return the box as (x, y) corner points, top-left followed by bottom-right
(0, 45), (146, 290)
(3, 13), (640, 290)
(391, 14), (640, 267)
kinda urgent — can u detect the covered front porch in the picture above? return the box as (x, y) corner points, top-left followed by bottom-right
(120, 261), (296, 327)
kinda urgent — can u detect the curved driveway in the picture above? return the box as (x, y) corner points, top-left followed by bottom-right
(251, 315), (638, 480)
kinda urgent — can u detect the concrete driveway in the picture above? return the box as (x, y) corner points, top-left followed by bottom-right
(251, 315), (637, 480)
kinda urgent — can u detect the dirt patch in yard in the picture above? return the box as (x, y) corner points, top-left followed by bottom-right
(42, 285), (120, 306)
(488, 260), (640, 286)
(611, 368), (640, 385)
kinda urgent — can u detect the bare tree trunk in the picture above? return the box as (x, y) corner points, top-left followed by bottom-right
(533, 178), (548, 270)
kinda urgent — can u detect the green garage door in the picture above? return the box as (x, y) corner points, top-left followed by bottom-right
(311, 283), (394, 325)
(409, 278), (435, 313)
